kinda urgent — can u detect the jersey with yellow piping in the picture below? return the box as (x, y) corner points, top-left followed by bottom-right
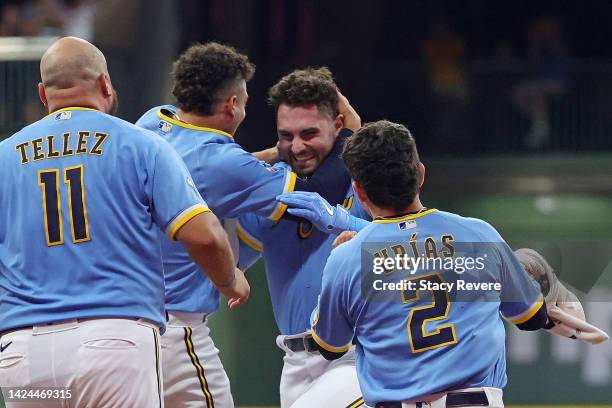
(0, 108), (207, 332)
(236, 169), (369, 335)
(311, 209), (542, 405)
(136, 105), (296, 313)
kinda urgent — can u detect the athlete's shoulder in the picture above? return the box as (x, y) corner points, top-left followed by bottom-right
(273, 161), (292, 171)
(431, 210), (504, 241)
(135, 104), (173, 129)
(93, 110), (164, 145)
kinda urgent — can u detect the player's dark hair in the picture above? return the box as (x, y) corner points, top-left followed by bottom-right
(268, 67), (339, 118)
(342, 120), (421, 212)
(172, 42), (255, 116)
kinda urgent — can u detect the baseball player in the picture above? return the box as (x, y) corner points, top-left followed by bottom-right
(236, 67), (368, 408)
(135, 43), (360, 408)
(0, 37), (247, 408)
(308, 120), (607, 407)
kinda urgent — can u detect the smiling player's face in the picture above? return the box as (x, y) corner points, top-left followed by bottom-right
(276, 104), (340, 177)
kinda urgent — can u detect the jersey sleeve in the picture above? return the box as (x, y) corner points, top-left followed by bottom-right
(150, 137), (210, 240)
(195, 144), (297, 221)
(311, 246), (355, 354)
(497, 242), (545, 324)
(235, 213), (263, 271)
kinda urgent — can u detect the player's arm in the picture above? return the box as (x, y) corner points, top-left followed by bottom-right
(336, 89), (361, 132)
(311, 247), (356, 360)
(496, 242), (550, 331)
(204, 142), (350, 223)
(252, 144), (280, 164)
(174, 213), (249, 308)
(515, 248), (609, 343)
(150, 137), (249, 306)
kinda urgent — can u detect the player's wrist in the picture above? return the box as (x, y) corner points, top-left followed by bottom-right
(214, 269), (237, 289)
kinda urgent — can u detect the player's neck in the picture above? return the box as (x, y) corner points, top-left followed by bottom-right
(175, 109), (234, 135)
(46, 96), (105, 114)
(368, 197), (424, 219)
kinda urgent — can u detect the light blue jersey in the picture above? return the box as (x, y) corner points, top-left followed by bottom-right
(0, 107), (209, 332)
(136, 106), (297, 313)
(237, 163), (370, 335)
(311, 209), (543, 405)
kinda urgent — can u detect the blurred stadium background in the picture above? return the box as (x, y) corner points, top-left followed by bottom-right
(1, 0), (611, 406)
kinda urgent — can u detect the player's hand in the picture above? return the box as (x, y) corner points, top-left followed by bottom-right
(333, 231), (357, 248)
(253, 144), (281, 164)
(336, 89), (361, 132)
(277, 191), (352, 235)
(515, 248), (609, 344)
(216, 268), (250, 309)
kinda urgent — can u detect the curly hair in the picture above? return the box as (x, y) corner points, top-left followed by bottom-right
(342, 120), (421, 212)
(172, 42), (255, 115)
(268, 67), (339, 118)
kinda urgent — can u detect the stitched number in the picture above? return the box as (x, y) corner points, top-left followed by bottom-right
(401, 273), (457, 353)
(38, 169), (63, 246)
(64, 165), (90, 242)
(38, 165), (90, 246)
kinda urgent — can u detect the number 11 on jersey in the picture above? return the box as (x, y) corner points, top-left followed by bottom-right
(38, 165), (90, 246)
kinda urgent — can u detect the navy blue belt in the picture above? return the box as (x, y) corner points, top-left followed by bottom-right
(284, 334), (320, 353)
(375, 391), (489, 408)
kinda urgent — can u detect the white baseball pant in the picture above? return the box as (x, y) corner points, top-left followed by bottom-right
(0, 318), (163, 408)
(162, 311), (234, 408)
(367, 387), (504, 408)
(276, 333), (364, 408)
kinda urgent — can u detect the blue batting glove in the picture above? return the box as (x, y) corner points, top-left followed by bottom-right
(277, 192), (369, 235)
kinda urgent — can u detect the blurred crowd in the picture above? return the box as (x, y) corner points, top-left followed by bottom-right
(0, 1), (609, 153)
(0, 0), (95, 40)
(423, 15), (571, 149)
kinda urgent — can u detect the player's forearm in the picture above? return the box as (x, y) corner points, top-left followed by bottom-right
(185, 237), (236, 286)
(187, 230), (236, 288)
(252, 146), (280, 164)
(337, 90), (361, 132)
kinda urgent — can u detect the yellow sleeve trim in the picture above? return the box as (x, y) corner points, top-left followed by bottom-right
(166, 204), (211, 240)
(236, 221), (263, 252)
(268, 171), (298, 222)
(311, 329), (351, 354)
(505, 294), (545, 324)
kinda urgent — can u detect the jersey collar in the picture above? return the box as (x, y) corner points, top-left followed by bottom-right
(45, 106), (99, 118)
(372, 208), (438, 223)
(157, 109), (234, 139)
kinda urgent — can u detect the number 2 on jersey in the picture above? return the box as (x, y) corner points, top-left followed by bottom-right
(402, 273), (457, 353)
(38, 165), (90, 246)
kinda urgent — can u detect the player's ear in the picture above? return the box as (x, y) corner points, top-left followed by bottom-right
(353, 181), (368, 205)
(353, 181), (374, 217)
(98, 73), (113, 98)
(418, 162), (426, 188)
(224, 95), (238, 118)
(333, 114), (343, 133)
(38, 83), (48, 109)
